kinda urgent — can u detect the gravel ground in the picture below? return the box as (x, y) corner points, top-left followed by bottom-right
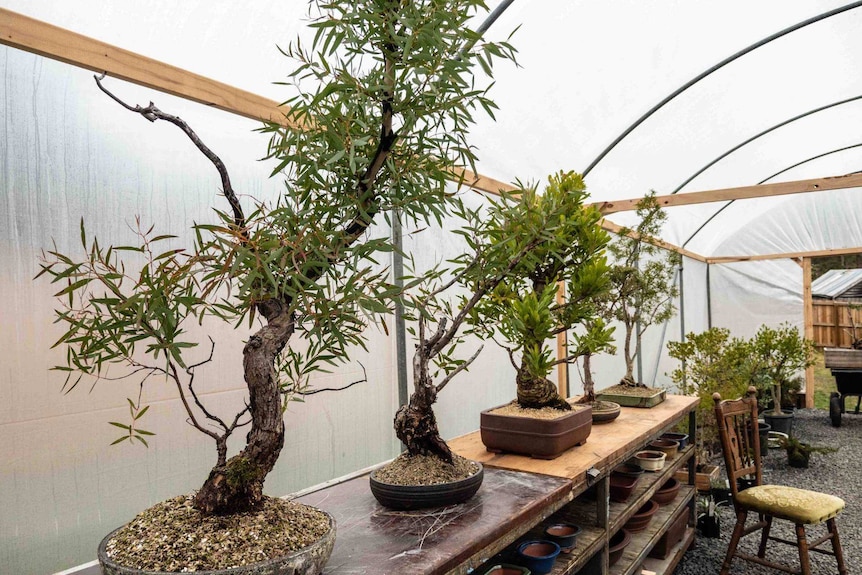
(676, 408), (862, 575)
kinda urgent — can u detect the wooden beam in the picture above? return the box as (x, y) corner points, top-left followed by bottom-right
(595, 172), (862, 215)
(600, 220), (707, 263)
(555, 282), (568, 397)
(802, 257), (815, 408)
(708, 246), (862, 264)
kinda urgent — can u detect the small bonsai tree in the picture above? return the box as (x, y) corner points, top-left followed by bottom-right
(474, 172), (610, 411)
(38, 0), (516, 516)
(749, 323), (815, 416)
(602, 192), (680, 387)
(572, 319), (615, 404)
(667, 327), (751, 461)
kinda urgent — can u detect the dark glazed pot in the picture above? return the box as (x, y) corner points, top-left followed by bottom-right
(624, 500), (659, 532)
(369, 462), (483, 510)
(480, 403), (592, 459)
(609, 472), (639, 503)
(515, 540), (561, 575)
(544, 523), (581, 553)
(591, 401), (621, 424)
(98, 509), (336, 575)
(614, 463), (644, 479)
(660, 432), (689, 449)
(608, 528), (632, 567)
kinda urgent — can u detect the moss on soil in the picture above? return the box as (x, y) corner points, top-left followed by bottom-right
(105, 494), (330, 572)
(373, 452), (479, 486)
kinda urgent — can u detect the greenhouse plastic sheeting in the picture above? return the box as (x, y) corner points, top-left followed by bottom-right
(3, 1), (862, 572)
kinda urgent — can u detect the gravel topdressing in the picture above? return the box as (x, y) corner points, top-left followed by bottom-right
(373, 452), (479, 486)
(676, 408), (862, 575)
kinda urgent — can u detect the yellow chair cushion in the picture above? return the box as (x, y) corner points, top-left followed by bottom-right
(736, 484), (845, 524)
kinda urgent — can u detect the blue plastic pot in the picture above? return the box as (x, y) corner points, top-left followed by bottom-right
(515, 540), (560, 575)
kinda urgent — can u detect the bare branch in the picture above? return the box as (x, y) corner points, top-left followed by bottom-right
(435, 345), (483, 393)
(185, 338), (228, 432)
(298, 362), (368, 396)
(166, 362), (221, 442)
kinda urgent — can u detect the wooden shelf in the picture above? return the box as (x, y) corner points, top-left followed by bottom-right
(639, 527), (696, 575)
(609, 486), (696, 575)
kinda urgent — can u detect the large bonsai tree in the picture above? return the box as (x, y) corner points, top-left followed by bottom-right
(38, 0), (515, 515)
(473, 172), (610, 410)
(602, 192), (680, 387)
(748, 323), (814, 416)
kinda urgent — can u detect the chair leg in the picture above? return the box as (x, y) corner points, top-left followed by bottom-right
(721, 509), (747, 575)
(827, 518), (848, 575)
(795, 523), (811, 575)
(757, 515), (772, 558)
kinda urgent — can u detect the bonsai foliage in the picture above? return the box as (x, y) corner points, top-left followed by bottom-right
(38, 0), (515, 515)
(602, 192), (680, 386)
(667, 328), (751, 460)
(780, 435), (836, 468)
(748, 323), (814, 416)
(473, 172), (610, 410)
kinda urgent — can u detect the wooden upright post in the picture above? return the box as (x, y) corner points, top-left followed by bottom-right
(802, 257), (815, 408)
(555, 282), (569, 398)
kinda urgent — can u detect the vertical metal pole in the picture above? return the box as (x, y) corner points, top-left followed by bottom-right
(635, 251), (644, 385)
(706, 263), (713, 329)
(392, 210), (408, 413)
(679, 262), (687, 393)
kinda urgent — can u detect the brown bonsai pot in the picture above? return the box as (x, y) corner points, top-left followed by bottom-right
(652, 477), (682, 506)
(624, 499), (659, 532)
(608, 528), (632, 567)
(480, 403), (592, 459)
(590, 400), (621, 424)
(609, 472), (640, 503)
(648, 438), (679, 460)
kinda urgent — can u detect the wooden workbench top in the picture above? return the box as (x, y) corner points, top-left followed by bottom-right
(448, 394), (698, 490)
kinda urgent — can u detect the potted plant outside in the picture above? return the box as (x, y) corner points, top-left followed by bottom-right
(781, 436), (836, 469)
(749, 324), (815, 436)
(596, 193), (680, 408)
(37, 1), (516, 572)
(473, 172), (611, 458)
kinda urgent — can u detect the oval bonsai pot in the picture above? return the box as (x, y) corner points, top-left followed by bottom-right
(479, 564), (531, 575)
(652, 477), (682, 506)
(98, 508), (336, 575)
(634, 450), (666, 471)
(515, 540), (560, 575)
(591, 400), (621, 424)
(624, 499), (660, 532)
(660, 432), (689, 449)
(608, 528), (632, 567)
(480, 403), (592, 459)
(648, 438), (679, 460)
(369, 462), (483, 510)
(544, 523), (581, 553)
(614, 462), (644, 479)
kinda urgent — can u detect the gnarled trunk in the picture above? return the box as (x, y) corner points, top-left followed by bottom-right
(194, 303), (294, 514)
(516, 361), (571, 410)
(394, 378), (453, 464)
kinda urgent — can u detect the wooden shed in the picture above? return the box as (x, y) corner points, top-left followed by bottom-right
(812, 269), (862, 347)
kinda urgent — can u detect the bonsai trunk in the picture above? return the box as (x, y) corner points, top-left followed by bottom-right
(516, 361), (571, 410)
(577, 352), (595, 404)
(394, 377), (453, 464)
(621, 320), (645, 387)
(194, 302), (293, 514)
(771, 381), (783, 416)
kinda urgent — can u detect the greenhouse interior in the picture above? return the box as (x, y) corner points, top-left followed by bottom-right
(3, 1), (862, 574)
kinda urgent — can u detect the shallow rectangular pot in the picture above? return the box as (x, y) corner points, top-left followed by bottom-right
(480, 403), (592, 459)
(596, 388), (666, 408)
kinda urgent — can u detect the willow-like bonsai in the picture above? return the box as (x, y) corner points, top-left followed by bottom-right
(473, 172), (609, 411)
(38, 0), (515, 516)
(602, 192), (679, 387)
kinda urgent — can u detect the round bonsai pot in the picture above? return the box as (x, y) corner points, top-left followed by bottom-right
(98, 508), (336, 575)
(369, 462), (483, 510)
(608, 528), (632, 567)
(652, 477), (682, 506)
(634, 450), (666, 471)
(515, 540), (561, 575)
(614, 462), (644, 479)
(648, 438), (679, 460)
(591, 400), (621, 424)
(624, 499), (659, 532)
(479, 564), (531, 575)
(544, 523), (582, 553)
(660, 432), (689, 449)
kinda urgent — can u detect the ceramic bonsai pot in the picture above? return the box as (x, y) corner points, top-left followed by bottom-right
(515, 540), (560, 575)
(480, 403), (592, 459)
(648, 438), (679, 460)
(652, 507), (691, 557)
(369, 463), (483, 510)
(624, 499), (659, 532)
(651, 477), (682, 506)
(544, 523), (581, 553)
(614, 462), (644, 479)
(596, 386), (666, 408)
(609, 472), (639, 503)
(479, 564), (531, 575)
(634, 450), (666, 471)
(98, 508), (336, 575)
(660, 432), (689, 449)
(590, 400), (621, 424)
(608, 528), (632, 567)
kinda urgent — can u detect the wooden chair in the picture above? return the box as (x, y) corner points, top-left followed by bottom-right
(713, 387), (847, 575)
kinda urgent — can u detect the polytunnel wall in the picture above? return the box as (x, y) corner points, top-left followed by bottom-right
(3, 1), (862, 573)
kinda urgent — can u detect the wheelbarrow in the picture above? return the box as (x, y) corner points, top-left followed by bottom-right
(824, 348), (862, 427)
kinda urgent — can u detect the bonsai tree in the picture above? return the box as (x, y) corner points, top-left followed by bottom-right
(474, 171), (610, 411)
(602, 192), (680, 387)
(572, 318), (616, 404)
(38, 0), (516, 518)
(667, 327), (752, 461)
(749, 323), (815, 416)
(780, 435), (836, 468)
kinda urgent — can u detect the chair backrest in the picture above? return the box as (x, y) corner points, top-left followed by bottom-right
(713, 386), (763, 501)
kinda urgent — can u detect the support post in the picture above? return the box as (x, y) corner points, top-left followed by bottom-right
(706, 263), (713, 329)
(555, 282), (569, 397)
(803, 257), (815, 408)
(392, 211), (409, 419)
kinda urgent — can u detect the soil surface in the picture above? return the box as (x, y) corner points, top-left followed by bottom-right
(601, 383), (663, 397)
(491, 400), (586, 420)
(105, 494), (330, 572)
(373, 452), (479, 486)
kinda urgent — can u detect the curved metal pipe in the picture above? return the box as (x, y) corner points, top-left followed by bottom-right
(581, 1), (862, 177)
